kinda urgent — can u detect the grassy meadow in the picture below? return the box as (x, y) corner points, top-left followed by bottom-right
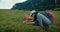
(0, 9), (60, 32)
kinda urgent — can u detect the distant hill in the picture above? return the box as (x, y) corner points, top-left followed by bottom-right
(12, 0), (60, 11)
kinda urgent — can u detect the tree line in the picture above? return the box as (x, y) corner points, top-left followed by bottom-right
(12, 0), (60, 11)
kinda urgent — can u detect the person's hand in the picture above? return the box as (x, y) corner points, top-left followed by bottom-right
(26, 22), (35, 25)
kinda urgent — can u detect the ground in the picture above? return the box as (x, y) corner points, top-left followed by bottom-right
(0, 9), (60, 32)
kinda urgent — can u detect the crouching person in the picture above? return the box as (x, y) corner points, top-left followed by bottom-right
(30, 10), (52, 32)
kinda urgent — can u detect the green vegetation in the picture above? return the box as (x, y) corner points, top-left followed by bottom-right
(0, 10), (60, 32)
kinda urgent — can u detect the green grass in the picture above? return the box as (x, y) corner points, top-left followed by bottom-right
(0, 10), (60, 32)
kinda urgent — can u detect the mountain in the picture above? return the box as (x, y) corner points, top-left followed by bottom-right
(12, 0), (60, 11)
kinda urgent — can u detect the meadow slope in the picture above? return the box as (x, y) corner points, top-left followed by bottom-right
(0, 10), (60, 32)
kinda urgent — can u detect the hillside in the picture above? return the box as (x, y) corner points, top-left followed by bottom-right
(0, 10), (60, 32)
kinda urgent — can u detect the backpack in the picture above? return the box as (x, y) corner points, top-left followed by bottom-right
(47, 12), (54, 23)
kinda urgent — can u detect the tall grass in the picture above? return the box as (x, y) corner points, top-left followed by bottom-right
(0, 10), (60, 32)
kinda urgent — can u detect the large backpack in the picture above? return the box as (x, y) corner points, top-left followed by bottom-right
(47, 12), (54, 23)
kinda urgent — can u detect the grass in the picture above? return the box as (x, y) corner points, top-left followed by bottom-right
(0, 9), (60, 32)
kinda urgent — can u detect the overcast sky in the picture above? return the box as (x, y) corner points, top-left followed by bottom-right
(0, 0), (27, 9)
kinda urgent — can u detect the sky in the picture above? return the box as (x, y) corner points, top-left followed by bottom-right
(0, 0), (27, 9)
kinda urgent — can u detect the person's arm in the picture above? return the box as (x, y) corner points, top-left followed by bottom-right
(23, 17), (35, 25)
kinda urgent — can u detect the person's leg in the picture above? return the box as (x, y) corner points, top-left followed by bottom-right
(42, 20), (50, 32)
(37, 13), (51, 32)
(38, 26), (44, 30)
(43, 24), (49, 32)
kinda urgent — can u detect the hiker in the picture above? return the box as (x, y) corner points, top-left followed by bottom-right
(24, 10), (55, 31)
(30, 10), (52, 31)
